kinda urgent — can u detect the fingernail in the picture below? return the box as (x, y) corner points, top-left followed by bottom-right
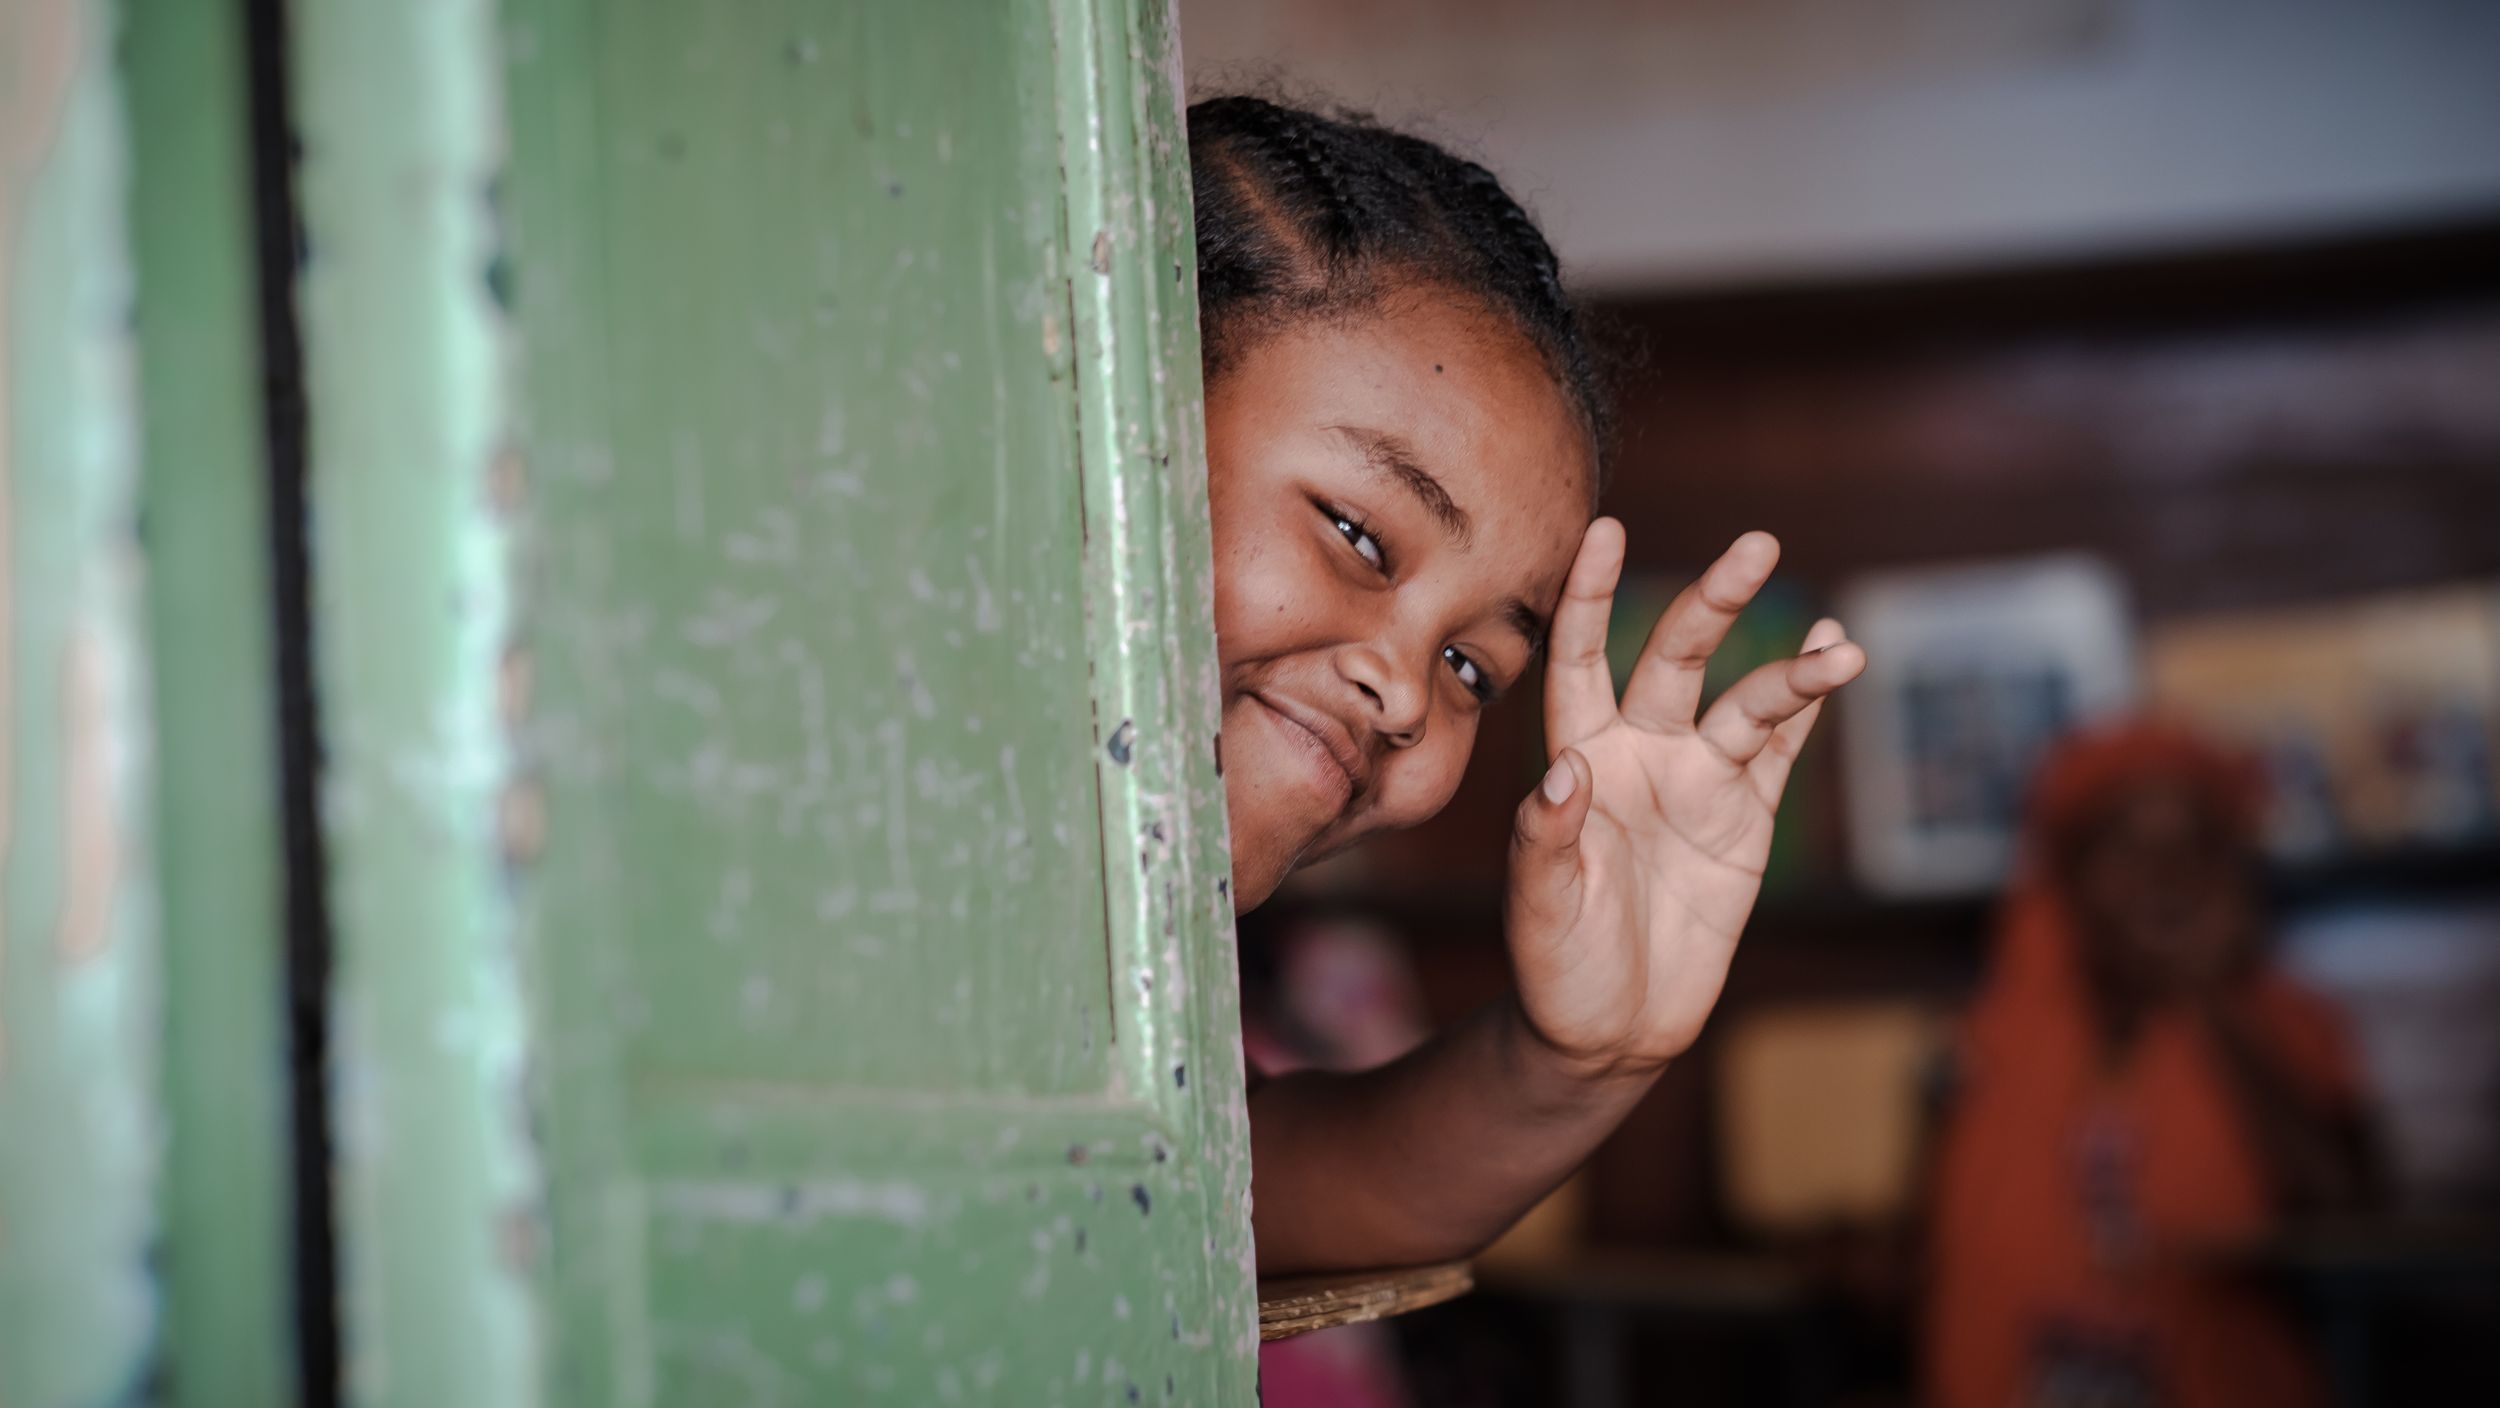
(1542, 756), (1577, 804)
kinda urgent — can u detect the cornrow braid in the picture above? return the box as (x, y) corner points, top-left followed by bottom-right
(1241, 99), (1360, 263)
(1187, 95), (1612, 477)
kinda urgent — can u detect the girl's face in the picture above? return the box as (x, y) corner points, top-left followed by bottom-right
(1204, 292), (1596, 910)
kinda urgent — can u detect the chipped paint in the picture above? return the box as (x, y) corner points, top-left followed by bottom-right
(1054, 0), (1263, 1378)
(1, 0), (166, 1401)
(0, 0), (84, 1091)
(288, 1), (544, 1406)
(653, 1179), (936, 1228)
(51, 628), (120, 965)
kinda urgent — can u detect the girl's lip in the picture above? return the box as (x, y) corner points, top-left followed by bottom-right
(1249, 691), (1365, 808)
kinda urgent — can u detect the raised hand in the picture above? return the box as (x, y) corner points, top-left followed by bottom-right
(1506, 520), (1864, 1076)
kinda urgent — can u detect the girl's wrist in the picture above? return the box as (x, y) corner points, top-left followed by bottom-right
(1498, 993), (1669, 1101)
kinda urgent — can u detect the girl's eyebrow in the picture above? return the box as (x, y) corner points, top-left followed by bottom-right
(1324, 423), (1545, 652)
(1504, 597), (1549, 656)
(1327, 424), (1472, 545)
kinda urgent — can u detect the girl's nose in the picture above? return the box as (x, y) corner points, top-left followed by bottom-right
(1339, 641), (1429, 747)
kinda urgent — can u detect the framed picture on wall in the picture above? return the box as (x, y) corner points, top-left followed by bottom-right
(2145, 585), (2500, 859)
(1835, 555), (2137, 896)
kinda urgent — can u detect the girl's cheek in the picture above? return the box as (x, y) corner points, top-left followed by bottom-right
(1208, 534), (1274, 648)
(1217, 532), (1325, 647)
(1376, 723), (1474, 831)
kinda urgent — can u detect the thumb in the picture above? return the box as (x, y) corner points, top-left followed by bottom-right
(1509, 746), (1592, 933)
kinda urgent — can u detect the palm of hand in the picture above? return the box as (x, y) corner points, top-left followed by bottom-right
(1506, 523), (1863, 1074)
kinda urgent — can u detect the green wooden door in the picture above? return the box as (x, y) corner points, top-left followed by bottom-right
(290, 2), (1257, 1404)
(4, 3), (297, 1404)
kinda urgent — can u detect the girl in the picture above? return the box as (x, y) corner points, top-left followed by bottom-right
(1183, 97), (1868, 1274)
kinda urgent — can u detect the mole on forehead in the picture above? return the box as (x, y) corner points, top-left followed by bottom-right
(1327, 424), (1471, 545)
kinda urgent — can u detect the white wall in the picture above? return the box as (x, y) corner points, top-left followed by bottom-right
(1178, 0), (2500, 291)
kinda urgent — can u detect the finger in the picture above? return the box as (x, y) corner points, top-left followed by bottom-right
(1543, 518), (1627, 751)
(1749, 619), (1856, 801)
(1618, 531), (1780, 732)
(1508, 746), (1593, 937)
(1694, 626), (1865, 767)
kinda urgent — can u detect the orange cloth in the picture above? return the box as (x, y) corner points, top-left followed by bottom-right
(1925, 723), (2362, 1408)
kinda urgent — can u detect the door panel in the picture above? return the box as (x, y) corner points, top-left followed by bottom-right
(548, 0), (1118, 1100)
(293, 0), (1256, 1402)
(505, 0), (1256, 1397)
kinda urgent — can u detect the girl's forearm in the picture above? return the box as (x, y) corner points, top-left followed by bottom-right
(1245, 993), (1657, 1275)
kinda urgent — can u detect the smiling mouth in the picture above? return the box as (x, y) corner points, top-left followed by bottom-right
(1249, 692), (1365, 809)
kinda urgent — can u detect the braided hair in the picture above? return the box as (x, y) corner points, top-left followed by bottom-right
(1188, 96), (1611, 476)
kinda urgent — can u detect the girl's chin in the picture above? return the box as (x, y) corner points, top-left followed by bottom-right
(1227, 819), (1371, 914)
(1222, 813), (1301, 913)
(1228, 862), (1279, 915)
(1222, 805), (1328, 914)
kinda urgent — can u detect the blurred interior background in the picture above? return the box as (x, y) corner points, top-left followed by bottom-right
(1183, 1), (2500, 1404)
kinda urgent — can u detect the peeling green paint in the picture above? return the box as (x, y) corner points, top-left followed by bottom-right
(289, 1), (543, 1405)
(0, 0), (166, 1402)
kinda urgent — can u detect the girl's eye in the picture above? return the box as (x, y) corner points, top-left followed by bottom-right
(1324, 504), (1386, 572)
(1443, 645), (1493, 701)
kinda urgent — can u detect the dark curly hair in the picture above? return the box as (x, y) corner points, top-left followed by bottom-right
(1187, 96), (1612, 479)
